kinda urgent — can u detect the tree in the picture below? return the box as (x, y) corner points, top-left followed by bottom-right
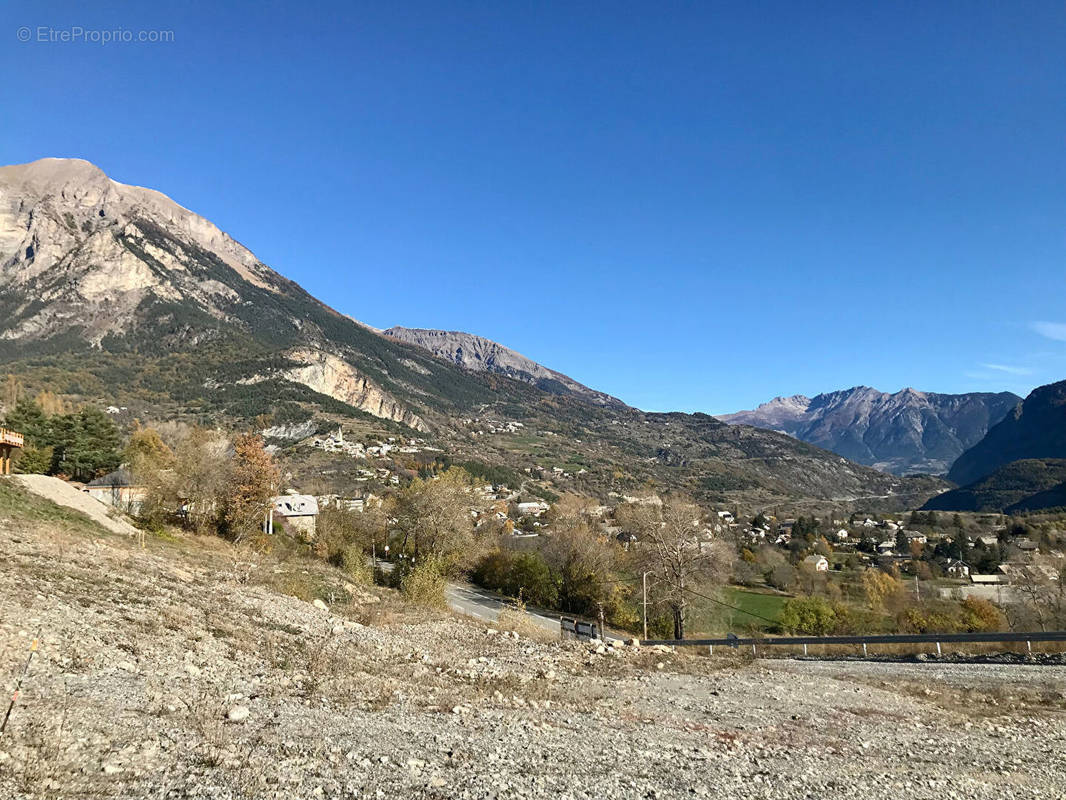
(862, 569), (905, 613)
(219, 433), (279, 543)
(52, 407), (122, 481)
(169, 427), (232, 534)
(625, 498), (732, 640)
(542, 512), (621, 619)
(124, 423), (175, 524)
(1004, 558), (1066, 632)
(780, 596), (837, 635)
(390, 467), (478, 572)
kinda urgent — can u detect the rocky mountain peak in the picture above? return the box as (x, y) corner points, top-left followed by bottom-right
(383, 326), (627, 408)
(719, 386), (1022, 475)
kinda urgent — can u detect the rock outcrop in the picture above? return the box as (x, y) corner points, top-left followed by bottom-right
(384, 327), (626, 409)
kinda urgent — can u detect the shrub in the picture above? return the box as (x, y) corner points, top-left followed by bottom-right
(779, 596), (837, 635)
(399, 557), (448, 608)
(337, 544), (372, 585)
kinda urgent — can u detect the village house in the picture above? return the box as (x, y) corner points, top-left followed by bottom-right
(517, 500), (550, 516)
(944, 559), (970, 578)
(84, 468), (147, 514)
(902, 530), (927, 547)
(271, 494), (319, 538)
(802, 554), (830, 572)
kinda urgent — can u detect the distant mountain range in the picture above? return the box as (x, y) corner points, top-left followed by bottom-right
(718, 387), (1022, 476)
(383, 327), (626, 409)
(0, 158), (945, 507)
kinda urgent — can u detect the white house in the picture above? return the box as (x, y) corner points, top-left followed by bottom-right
(944, 559), (970, 578)
(272, 494), (319, 538)
(802, 554), (830, 572)
(517, 501), (550, 517)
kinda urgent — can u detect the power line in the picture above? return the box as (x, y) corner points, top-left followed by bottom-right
(601, 573), (781, 626)
(681, 584), (781, 626)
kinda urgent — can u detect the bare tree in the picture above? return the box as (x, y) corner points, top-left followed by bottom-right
(1003, 558), (1066, 632)
(623, 498), (732, 640)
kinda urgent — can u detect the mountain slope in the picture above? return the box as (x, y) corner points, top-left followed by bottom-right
(923, 458), (1066, 513)
(0, 158), (521, 429)
(383, 326), (625, 408)
(719, 387), (1021, 476)
(0, 158), (942, 507)
(947, 379), (1066, 487)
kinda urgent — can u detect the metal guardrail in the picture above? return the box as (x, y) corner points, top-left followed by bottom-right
(643, 630), (1066, 656)
(560, 617), (599, 640)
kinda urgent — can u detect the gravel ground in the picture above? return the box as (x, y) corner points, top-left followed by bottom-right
(1, 507), (1065, 799)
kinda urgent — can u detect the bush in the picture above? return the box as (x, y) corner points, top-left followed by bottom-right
(779, 596), (837, 635)
(337, 544), (372, 585)
(471, 549), (559, 608)
(399, 557), (448, 608)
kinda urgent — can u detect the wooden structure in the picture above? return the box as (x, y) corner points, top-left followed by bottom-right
(0, 428), (24, 475)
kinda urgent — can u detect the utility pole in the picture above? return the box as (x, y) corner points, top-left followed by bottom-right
(642, 571), (650, 641)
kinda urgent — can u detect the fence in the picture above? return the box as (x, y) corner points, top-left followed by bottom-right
(642, 630), (1066, 657)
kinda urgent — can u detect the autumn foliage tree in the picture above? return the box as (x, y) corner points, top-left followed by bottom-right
(219, 433), (280, 543)
(390, 467), (478, 572)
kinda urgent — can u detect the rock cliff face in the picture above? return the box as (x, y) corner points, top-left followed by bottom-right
(383, 327), (626, 408)
(277, 349), (426, 431)
(719, 387), (1021, 476)
(0, 158), (281, 344)
(0, 158), (459, 428)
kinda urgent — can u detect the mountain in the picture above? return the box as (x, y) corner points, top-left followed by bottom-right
(947, 379), (1066, 487)
(923, 458), (1066, 513)
(718, 387), (1021, 476)
(383, 327), (625, 408)
(0, 158), (944, 508)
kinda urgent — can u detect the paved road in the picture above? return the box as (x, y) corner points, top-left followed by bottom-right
(375, 559), (562, 635)
(444, 582), (561, 634)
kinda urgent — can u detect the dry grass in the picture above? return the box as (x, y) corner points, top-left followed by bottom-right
(495, 607), (558, 644)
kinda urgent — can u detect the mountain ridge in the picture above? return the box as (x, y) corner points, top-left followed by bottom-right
(383, 326), (626, 409)
(947, 379), (1066, 487)
(719, 386), (1021, 476)
(0, 158), (945, 507)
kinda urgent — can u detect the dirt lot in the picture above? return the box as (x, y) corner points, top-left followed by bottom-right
(1, 478), (1065, 799)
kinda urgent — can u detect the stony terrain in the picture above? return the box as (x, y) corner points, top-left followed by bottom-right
(2, 482), (1065, 799)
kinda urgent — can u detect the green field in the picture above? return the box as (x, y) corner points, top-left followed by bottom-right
(687, 586), (789, 635)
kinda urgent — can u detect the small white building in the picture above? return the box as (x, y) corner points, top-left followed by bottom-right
(944, 559), (970, 578)
(802, 554), (830, 572)
(517, 501), (550, 517)
(272, 494), (319, 538)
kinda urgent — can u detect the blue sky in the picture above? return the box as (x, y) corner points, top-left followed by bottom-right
(2, 1), (1064, 413)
